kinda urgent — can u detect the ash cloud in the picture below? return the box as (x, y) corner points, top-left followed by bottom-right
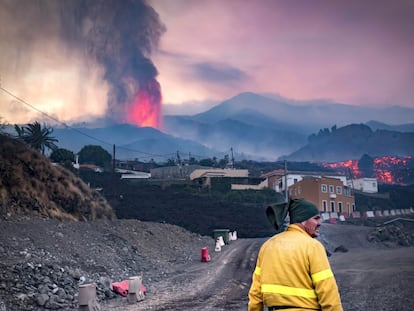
(0, 0), (165, 125)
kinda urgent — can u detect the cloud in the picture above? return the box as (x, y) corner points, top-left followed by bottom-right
(192, 62), (248, 84)
(152, 0), (414, 108)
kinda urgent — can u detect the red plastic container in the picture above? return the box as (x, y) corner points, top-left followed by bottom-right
(201, 247), (211, 262)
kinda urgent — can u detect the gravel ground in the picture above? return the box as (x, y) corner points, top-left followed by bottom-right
(0, 217), (215, 310)
(1, 217), (414, 311)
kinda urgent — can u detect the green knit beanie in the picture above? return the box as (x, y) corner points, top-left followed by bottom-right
(289, 198), (320, 223)
(266, 201), (289, 231)
(266, 198), (320, 230)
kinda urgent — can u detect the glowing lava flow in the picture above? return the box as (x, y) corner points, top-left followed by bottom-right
(320, 156), (413, 185)
(322, 160), (362, 179)
(125, 80), (162, 130)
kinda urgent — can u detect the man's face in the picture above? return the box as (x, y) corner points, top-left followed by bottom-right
(301, 215), (321, 238)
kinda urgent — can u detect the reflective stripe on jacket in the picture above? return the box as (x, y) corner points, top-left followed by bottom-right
(248, 224), (343, 311)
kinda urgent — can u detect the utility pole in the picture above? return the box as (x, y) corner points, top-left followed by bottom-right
(112, 144), (116, 174)
(176, 150), (181, 165)
(231, 147), (234, 169)
(284, 160), (288, 203)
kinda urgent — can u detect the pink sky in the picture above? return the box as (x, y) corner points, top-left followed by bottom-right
(151, 0), (414, 109)
(0, 0), (413, 123)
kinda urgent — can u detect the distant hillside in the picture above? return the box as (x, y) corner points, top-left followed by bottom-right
(283, 124), (414, 162)
(365, 120), (414, 132)
(0, 133), (115, 220)
(164, 92), (414, 161)
(8, 92), (414, 162)
(52, 124), (218, 161)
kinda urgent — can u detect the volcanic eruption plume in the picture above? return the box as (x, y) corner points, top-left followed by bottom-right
(62, 0), (166, 129)
(1, 0), (165, 129)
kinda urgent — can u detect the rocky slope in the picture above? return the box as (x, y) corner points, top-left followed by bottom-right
(0, 134), (114, 221)
(0, 217), (215, 310)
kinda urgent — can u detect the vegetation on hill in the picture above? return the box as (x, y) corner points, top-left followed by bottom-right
(0, 133), (115, 220)
(1, 128), (413, 238)
(78, 170), (284, 238)
(285, 124), (414, 162)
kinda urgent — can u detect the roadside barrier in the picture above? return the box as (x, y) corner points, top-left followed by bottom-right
(201, 247), (211, 262)
(352, 211), (361, 218)
(330, 212), (338, 219)
(229, 231), (238, 241)
(215, 239), (222, 252)
(323, 208), (413, 223)
(366, 211), (375, 218)
(321, 213), (330, 221)
(217, 236), (225, 247)
(78, 283), (100, 311)
(127, 275), (145, 303)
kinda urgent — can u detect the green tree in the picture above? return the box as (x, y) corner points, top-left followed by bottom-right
(189, 157), (198, 165)
(199, 157), (216, 167)
(14, 121), (58, 154)
(218, 155), (229, 168)
(50, 148), (75, 162)
(50, 148), (76, 171)
(78, 145), (112, 169)
(166, 158), (176, 166)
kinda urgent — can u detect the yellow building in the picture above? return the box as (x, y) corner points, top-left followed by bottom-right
(288, 176), (355, 216)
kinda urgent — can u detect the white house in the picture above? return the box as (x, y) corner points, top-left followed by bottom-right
(117, 169), (151, 179)
(348, 178), (378, 193)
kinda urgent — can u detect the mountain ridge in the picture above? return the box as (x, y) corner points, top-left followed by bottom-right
(8, 92), (414, 162)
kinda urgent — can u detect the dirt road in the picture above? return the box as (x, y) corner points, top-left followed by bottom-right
(331, 247), (414, 311)
(105, 235), (414, 311)
(105, 238), (265, 311)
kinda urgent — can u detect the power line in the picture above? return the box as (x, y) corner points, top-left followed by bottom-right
(0, 85), (228, 162)
(0, 85), (111, 147)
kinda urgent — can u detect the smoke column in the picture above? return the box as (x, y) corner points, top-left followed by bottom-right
(0, 0), (165, 129)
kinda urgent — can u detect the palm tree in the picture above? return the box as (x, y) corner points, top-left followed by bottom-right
(15, 121), (58, 155)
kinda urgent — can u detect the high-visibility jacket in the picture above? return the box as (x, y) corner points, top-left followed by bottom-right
(248, 224), (343, 311)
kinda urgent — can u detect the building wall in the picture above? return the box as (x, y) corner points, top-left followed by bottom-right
(267, 172), (347, 193)
(348, 178), (378, 193)
(150, 165), (203, 179)
(289, 177), (355, 215)
(189, 168), (249, 180)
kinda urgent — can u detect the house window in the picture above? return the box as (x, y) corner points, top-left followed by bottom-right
(321, 184), (327, 192)
(345, 187), (350, 196)
(352, 203), (356, 211)
(329, 185), (334, 193)
(336, 186), (342, 194)
(330, 201), (335, 212)
(372, 182), (377, 188)
(294, 178), (298, 183)
(322, 200), (327, 212)
(338, 202), (343, 213)
(347, 203), (351, 214)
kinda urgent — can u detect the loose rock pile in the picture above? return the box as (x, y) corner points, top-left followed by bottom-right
(367, 222), (414, 246)
(0, 218), (215, 311)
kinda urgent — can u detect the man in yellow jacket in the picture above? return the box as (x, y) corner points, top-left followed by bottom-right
(248, 198), (343, 311)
